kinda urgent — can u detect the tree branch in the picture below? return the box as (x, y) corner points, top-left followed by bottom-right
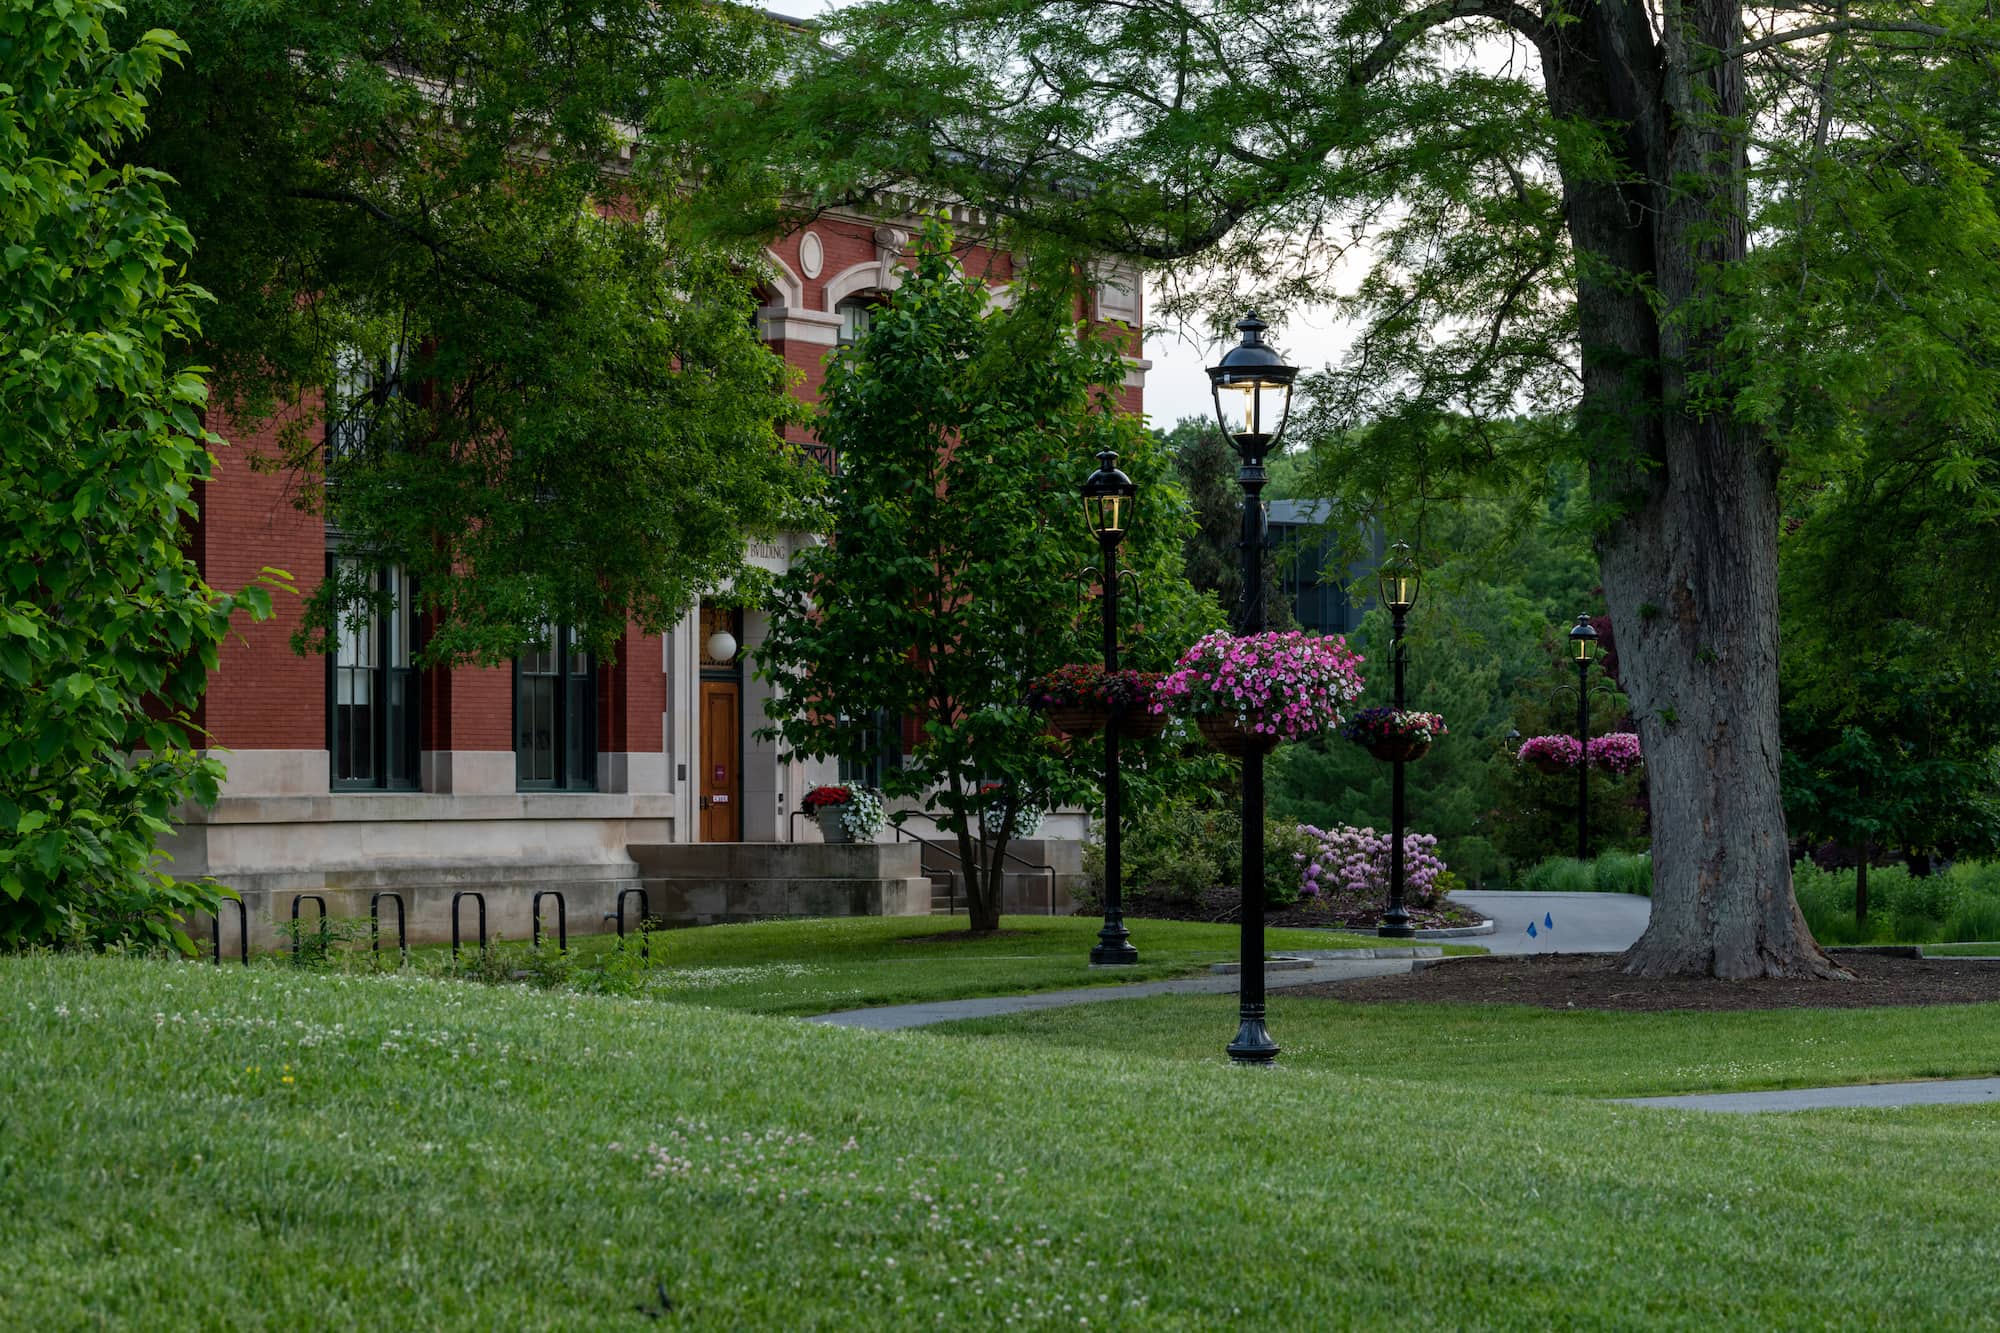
(1722, 18), (1977, 62)
(286, 187), (561, 309)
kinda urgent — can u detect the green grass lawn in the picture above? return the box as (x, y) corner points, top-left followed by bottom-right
(8, 953), (2000, 1327)
(934, 991), (2000, 1096)
(1921, 941), (2000, 957)
(507, 914), (1452, 1016)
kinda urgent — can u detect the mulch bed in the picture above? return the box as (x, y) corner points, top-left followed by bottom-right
(1111, 885), (1481, 934)
(1288, 951), (2000, 1012)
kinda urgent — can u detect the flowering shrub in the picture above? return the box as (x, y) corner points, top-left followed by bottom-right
(1293, 824), (1449, 909)
(1587, 732), (1644, 775)
(1026, 665), (1161, 711)
(1155, 631), (1366, 741)
(1340, 708), (1448, 747)
(1515, 735), (1582, 770)
(836, 788), (885, 840)
(802, 784), (854, 814)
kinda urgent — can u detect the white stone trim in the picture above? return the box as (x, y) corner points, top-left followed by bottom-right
(1091, 259), (1143, 325)
(798, 231), (825, 279)
(210, 749), (330, 799)
(1123, 356), (1153, 389)
(761, 248), (805, 308)
(757, 306), (842, 346)
(598, 751), (669, 795)
(822, 259), (893, 310)
(420, 749), (516, 795)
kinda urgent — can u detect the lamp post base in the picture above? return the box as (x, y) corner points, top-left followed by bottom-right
(1090, 920), (1139, 966)
(1227, 1014), (1280, 1065)
(1376, 910), (1416, 940)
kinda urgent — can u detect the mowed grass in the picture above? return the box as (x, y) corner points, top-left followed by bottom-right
(934, 991), (2000, 1096)
(549, 914), (1445, 1016)
(9, 954), (2000, 1328)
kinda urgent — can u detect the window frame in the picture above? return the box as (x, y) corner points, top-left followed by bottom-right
(513, 626), (598, 792)
(326, 558), (421, 792)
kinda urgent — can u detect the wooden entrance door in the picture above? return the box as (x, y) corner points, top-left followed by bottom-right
(699, 681), (741, 842)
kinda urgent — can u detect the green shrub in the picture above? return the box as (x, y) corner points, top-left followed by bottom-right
(1787, 859), (2000, 946)
(1593, 851), (1653, 897)
(1264, 822), (1318, 907)
(1513, 853), (1651, 896)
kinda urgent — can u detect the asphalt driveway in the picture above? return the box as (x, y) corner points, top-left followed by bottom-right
(1451, 890), (1650, 955)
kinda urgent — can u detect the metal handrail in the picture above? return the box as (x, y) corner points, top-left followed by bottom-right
(890, 820), (1059, 917)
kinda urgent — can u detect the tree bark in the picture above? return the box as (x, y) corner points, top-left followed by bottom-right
(1545, 0), (1846, 979)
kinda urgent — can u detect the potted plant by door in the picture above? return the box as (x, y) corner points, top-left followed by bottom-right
(1156, 630), (1366, 758)
(804, 785), (884, 843)
(1341, 708), (1449, 763)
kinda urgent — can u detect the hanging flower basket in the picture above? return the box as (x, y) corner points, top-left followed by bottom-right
(1044, 704), (1110, 736)
(1516, 735), (1582, 775)
(1028, 665), (1165, 740)
(1157, 630), (1367, 753)
(1367, 735), (1433, 763)
(1341, 708), (1447, 763)
(1197, 715), (1282, 758)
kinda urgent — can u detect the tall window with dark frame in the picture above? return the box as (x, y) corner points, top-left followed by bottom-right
(329, 560), (420, 789)
(515, 627), (597, 791)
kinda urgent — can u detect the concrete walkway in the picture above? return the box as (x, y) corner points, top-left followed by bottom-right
(807, 953), (1422, 1031)
(1614, 1077), (2000, 1113)
(1451, 890), (1650, 955)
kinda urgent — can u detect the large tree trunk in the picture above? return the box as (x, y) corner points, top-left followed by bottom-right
(1546, 0), (1845, 979)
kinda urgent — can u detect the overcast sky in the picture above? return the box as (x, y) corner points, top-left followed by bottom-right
(788, 0), (1355, 431)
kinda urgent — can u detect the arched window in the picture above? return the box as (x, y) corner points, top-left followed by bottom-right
(836, 295), (881, 346)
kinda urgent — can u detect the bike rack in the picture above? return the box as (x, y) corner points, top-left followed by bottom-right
(532, 889), (566, 952)
(370, 891), (407, 963)
(451, 890), (487, 960)
(616, 887), (651, 959)
(211, 898), (248, 966)
(290, 894), (328, 960)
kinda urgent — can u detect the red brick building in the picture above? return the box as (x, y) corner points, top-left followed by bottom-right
(170, 207), (1148, 948)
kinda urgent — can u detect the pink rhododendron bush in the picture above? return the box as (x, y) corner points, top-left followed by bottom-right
(1156, 630), (1366, 741)
(1293, 823), (1450, 916)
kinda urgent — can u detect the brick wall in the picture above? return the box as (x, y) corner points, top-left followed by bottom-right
(198, 402), (327, 751)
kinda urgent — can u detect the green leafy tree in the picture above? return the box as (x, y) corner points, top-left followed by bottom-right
(112, 0), (811, 663)
(684, 0), (2000, 977)
(1780, 477), (2000, 921)
(1163, 415), (1295, 632)
(1269, 484), (1602, 881)
(757, 226), (1215, 932)
(1, 3), (273, 950)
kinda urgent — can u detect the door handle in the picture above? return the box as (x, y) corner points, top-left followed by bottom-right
(700, 797), (711, 810)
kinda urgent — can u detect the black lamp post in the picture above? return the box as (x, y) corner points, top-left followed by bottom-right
(1082, 450), (1139, 966)
(1377, 541), (1421, 939)
(1206, 312), (1297, 1066)
(1568, 614), (1599, 860)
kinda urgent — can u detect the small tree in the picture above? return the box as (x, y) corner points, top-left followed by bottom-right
(1, 5), (273, 950)
(758, 225), (1210, 931)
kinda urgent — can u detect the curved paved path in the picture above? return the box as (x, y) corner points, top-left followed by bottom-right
(1451, 890), (1650, 955)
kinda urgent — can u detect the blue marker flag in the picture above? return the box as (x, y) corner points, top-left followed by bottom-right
(1525, 922), (1538, 939)
(1545, 912), (1555, 930)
